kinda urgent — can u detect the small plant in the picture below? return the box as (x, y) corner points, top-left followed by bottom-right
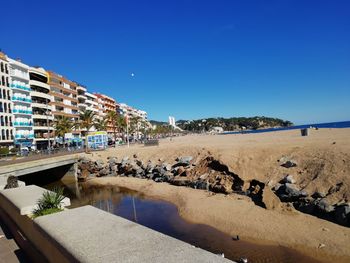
(32, 187), (65, 218)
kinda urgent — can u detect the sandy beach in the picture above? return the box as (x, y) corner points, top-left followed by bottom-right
(86, 128), (350, 262)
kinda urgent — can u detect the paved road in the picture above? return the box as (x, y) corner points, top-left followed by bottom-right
(0, 219), (29, 263)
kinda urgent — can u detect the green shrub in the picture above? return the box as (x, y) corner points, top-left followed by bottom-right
(32, 187), (65, 218)
(0, 147), (9, 155)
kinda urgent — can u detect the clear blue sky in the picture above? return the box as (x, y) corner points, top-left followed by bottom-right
(1, 0), (349, 124)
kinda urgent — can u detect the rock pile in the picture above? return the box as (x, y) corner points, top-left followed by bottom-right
(272, 156), (350, 227)
(77, 155), (244, 195)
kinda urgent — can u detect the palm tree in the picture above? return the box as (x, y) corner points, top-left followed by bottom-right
(116, 115), (127, 139)
(79, 110), (97, 152)
(54, 116), (74, 148)
(94, 117), (108, 131)
(106, 111), (119, 147)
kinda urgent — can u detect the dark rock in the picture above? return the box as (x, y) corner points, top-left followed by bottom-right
(273, 183), (282, 191)
(281, 175), (296, 184)
(281, 160), (297, 168)
(163, 171), (174, 182)
(173, 156), (193, 167)
(171, 177), (190, 186)
(275, 183), (307, 201)
(190, 180), (208, 190)
(133, 154), (138, 158)
(97, 168), (108, 177)
(335, 204), (350, 226)
(4, 176), (19, 189)
(162, 163), (172, 171)
(136, 168), (144, 175)
(311, 191), (326, 199)
(95, 159), (105, 169)
(317, 199), (335, 213)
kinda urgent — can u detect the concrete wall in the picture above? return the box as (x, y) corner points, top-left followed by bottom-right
(0, 185), (233, 263)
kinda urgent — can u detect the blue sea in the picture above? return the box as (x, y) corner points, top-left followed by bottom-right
(222, 121), (350, 135)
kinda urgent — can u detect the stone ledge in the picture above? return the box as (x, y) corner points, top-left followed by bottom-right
(34, 205), (232, 263)
(0, 185), (71, 215)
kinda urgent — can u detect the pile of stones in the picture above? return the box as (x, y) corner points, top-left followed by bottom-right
(77, 155), (244, 195)
(273, 157), (350, 227)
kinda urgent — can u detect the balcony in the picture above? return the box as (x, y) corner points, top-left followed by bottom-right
(15, 134), (34, 139)
(13, 109), (33, 115)
(77, 94), (87, 100)
(33, 126), (54, 130)
(30, 80), (50, 91)
(32, 102), (52, 110)
(13, 122), (33, 127)
(78, 103), (87, 109)
(10, 83), (31, 92)
(32, 114), (54, 120)
(31, 91), (52, 101)
(12, 97), (32, 104)
(10, 73), (29, 82)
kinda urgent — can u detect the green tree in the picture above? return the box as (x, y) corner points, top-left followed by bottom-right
(54, 116), (74, 148)
(79, 110), (97, 152)
(94, 117), (108, 131)
(107, 111), (125, 147)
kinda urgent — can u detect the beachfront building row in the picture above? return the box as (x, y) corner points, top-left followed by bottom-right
(118, 103), (148, 121)
(0, 51), (149, 150)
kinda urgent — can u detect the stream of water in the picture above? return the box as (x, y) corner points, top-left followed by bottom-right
(44, 179), (323, 263)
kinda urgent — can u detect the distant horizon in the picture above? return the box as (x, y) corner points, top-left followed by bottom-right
(1, 0), (349, 124)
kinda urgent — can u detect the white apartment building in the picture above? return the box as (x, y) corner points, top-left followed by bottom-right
(8, 58), (34, 148)
(30, 67), (54, 150)
(0, 52), (14, 147)
(118, 103), (148, 121)
(85, 91), (99, 115)
(77, 85), (87, 112)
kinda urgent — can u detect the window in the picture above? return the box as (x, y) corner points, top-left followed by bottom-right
(0, 62), (3, 73)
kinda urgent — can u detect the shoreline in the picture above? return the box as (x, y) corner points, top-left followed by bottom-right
(86, 177), (350, 263)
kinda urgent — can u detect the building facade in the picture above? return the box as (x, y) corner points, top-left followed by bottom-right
(0, 52), (13, 147)
(30, 67), (54, 150)
(118, 103), (148, 121)
(94, 93), (116, 134)
(8, 58), (34, 148)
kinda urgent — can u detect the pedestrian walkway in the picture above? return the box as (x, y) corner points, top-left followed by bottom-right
(0, 219), (29, 263)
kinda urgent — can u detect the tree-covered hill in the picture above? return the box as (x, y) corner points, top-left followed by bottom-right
(176, 116), (293, 132)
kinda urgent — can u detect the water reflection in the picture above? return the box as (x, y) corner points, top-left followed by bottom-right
(45, 180), (323, 263)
